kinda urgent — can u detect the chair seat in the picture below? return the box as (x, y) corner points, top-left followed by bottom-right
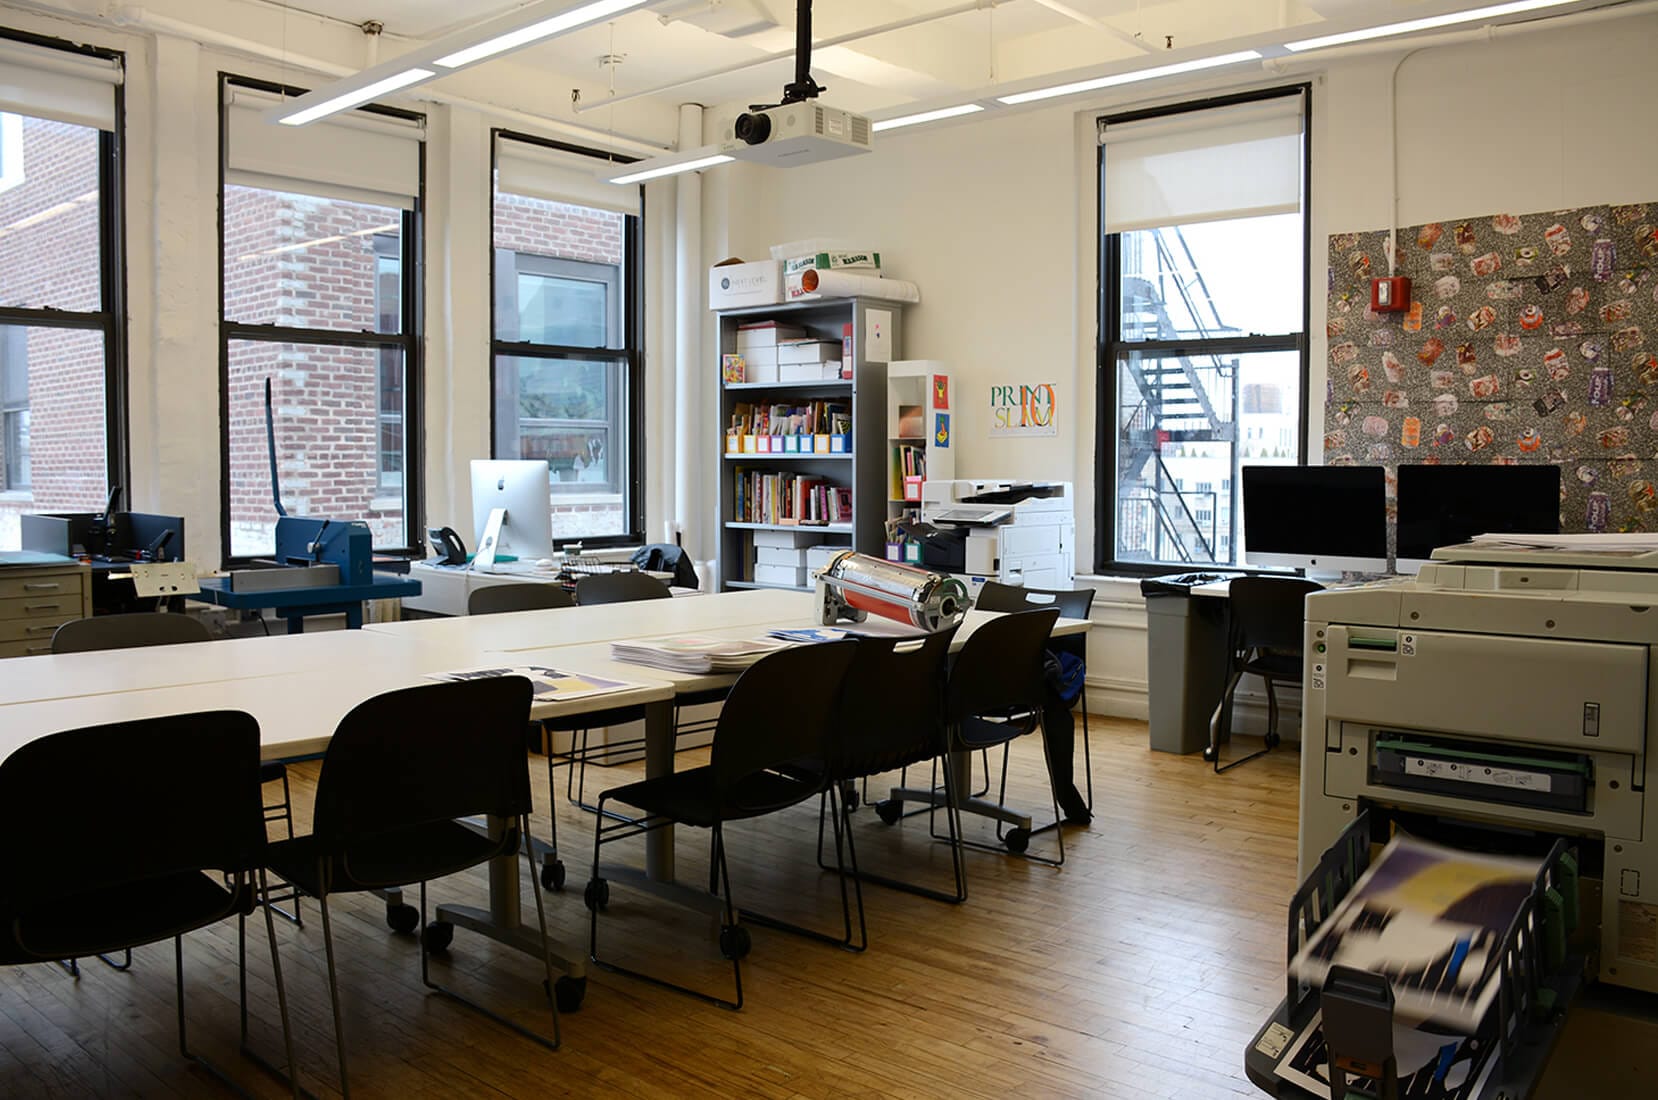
(1241, 651), (1301, 679)
(1, 871), (245, 963)
(954, 710), (1041, 750)
(605, 764), (824, 828)
(268, 819), (510, 897)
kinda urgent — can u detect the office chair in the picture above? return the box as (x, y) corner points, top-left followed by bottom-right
(1206, 576), (1323, 774)
(574, 571), (672, 605)
(51, 612), (303, 938)
(467, 582), (576, 616)
(974, 582), (1096, 813)
(587, 641), (858, 1010)
(0, 711), (300, 1098)
(261, 677), (560, 1097)
(630, 543), (699, 589)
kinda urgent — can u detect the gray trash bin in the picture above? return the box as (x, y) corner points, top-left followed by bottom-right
(1141, 572), (1236, 754)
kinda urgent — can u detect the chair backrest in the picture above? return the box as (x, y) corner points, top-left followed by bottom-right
(975, 581), (1095, 621)
(710, 640), (857, 800)
(575, 571), (672, 606)
(946, 607), (1060, 724)
(311, 677), (534, 850)
(630, 543), (699, 589)
(1227, 577), (1323, 653)
(827, 628), (956, 780)
(0, 711), (264, 926)
(51, 611), (212, 654)
(467, 582), (575, 616)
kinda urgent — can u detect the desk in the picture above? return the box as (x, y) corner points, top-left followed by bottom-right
(195, 572), (422, 631)
(404, 558), (679, 617)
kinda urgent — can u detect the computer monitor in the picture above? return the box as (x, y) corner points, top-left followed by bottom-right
(1242, 464), (1389, 577)
(470, 460), (555, 566)
(1394, 463), (1560, 572)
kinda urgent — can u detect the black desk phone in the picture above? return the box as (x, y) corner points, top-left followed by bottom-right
(429, 526), (467, 566)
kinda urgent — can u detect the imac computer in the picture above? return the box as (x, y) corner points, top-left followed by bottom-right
(1394, 463), (1560, 573)
(1241, 464), (1389, 578)
(470, 459), (555, 570)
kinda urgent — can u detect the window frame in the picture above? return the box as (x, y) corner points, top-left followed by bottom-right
(215, 74), (426, 567)
(1093, 84), (1312, 575)
(0, 29), (128, 510)
(487, 128), (644, 548)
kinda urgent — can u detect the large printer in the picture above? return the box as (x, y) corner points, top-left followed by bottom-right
(917, 479), (1075, 590)
(1301, 541), (1658, 1000)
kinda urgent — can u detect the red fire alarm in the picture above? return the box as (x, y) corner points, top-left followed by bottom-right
(1371, 275), (1411, 313)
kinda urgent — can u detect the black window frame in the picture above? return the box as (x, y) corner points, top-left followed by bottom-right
(0, 29), (129, 510)
(1093, 84), (1312, 576)
(487, 128), (644, 549)
(216, 74), (426, 568)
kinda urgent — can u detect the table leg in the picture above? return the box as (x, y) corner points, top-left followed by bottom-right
(283, 614), (304, 635)
(345, 604), (363, 629)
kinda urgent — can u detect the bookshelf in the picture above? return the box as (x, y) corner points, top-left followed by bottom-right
(887, 360), (955, 528)
(715, 297), (902, 591)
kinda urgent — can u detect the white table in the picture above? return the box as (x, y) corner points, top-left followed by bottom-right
(402, 559), (686, 617)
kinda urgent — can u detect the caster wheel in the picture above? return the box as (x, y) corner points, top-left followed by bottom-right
(583, 877), (609, 913)
(1003, 827), (1031, 855)
(1266, 732), (1282, 749)
(875, 799), (902, 825)
(840, 782), (860, 810)
(540, 860), (567, 892)
(1202, 746), (1218, 762)
(386, 903), (419, 934)
(421, 920), (454, 953)
(548, 975), (586, 1013)
(718, 924), (752, 961)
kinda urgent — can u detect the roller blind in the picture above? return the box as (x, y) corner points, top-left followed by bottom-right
(1099, 94), (1303, 235)
(224, 85), (424, 210)
(496, 137), (641, 218)
(0, 38), (122, 132)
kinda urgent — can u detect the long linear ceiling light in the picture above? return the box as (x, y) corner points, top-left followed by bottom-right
(607, 150), (734, 185)
(271, 0), (649, 127)
(872, 103), (984, 132)
(997, 49), (1262, 106)
(1284, 0), (1583, 52)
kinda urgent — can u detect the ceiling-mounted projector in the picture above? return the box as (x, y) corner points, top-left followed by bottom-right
(721, 101), (872, 166)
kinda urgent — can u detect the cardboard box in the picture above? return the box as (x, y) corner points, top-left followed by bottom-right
(752, 529), (823, 549)
(710, 261), (782, 310)
(753, 562), (809, 587)
(777, 340), (842, 365)
(831, 433), (852, 454)
(735, 322), (807, 348)
(755, 545), (809, 566)
(745, 360), (779, 384)
(782, 251), (881, 277)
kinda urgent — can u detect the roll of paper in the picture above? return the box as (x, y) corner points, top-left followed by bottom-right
(800, 268), (921, 303)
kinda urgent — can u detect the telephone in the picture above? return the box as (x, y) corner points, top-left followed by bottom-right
(429, 526), (468, 566)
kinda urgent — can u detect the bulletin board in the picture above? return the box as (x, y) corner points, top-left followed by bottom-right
(1326, 202), (1658, 532)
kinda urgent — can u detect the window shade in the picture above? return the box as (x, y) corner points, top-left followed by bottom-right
(0, 38), (121, 132)
(1100, 95), (1303, 235)
(224, 85), (424, 210)
(496, 138), (641, 218)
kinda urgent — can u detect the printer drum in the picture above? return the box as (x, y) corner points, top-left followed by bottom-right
(1371, 733), (1591, 814)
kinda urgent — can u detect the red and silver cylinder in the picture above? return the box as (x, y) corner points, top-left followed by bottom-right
(815, 551), (971, 631)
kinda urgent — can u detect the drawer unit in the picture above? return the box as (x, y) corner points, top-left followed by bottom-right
(0, 562), (91, 658)
(0, 617), (72, 643)
(0, 571), (84, 601)
(0, 638), (55, 659)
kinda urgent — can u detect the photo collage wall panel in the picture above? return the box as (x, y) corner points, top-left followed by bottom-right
(1326, 202), (1658, 533)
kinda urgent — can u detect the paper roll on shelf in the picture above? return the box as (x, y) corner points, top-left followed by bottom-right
(800, 268), (921, 304)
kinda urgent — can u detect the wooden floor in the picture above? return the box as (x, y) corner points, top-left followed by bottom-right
(0, 718), (1303, 1099)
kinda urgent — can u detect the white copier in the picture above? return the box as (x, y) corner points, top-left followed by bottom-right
(1301, 540), (1658, 998)
(918, 479), (1075, 590)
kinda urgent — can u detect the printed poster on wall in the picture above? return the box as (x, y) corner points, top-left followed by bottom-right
(988, 382), (1058, 437)
(935, 413), (951, 448)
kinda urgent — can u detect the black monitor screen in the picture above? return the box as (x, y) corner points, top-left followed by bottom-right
(1241, 465), (1388, 559)
(1395, 464), (1560, 560)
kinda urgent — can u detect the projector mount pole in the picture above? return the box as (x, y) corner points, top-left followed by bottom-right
(780, 0), (824, 104)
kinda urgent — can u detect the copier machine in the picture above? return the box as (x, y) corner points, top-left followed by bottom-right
(918, 479), (1075, 590)
(1301, 541), (1658, 999)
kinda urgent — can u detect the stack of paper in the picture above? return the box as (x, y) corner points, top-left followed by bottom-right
(609, 636), (790, 673)
(429, 666), (639, 703)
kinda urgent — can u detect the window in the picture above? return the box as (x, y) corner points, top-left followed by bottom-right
(0, 37), (125, 550)
(1096, 88), (1308, 571)
(491, 132), (643, 544)
(219, 78), (424, 561)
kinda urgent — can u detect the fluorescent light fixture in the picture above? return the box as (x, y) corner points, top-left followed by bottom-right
(1284, 0), (1581, 51)
(997, 50), (1263, 106)
(872, 104), (985, 132)
(436, 0), (649, 68)
(278, 69), (435, 126)
(608, 153), (734, 185)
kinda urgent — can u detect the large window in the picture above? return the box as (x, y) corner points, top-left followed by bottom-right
(1096, 89), (1308, 571)
(491, 132), (642, 544)
(219, 78), (423, 561)
(0, 36), (126, 550)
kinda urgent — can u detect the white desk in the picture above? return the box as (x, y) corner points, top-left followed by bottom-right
(403, 559), (683, 617)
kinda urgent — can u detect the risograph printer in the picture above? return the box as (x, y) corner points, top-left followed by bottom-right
(1300, 539), (1658, 997)
(917, 479), (1075, 589)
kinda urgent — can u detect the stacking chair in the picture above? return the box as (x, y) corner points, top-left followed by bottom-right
(52, 612), (303, 938)
(574, 570), (672, 605)
(467, 582), (576, 616)
(975, 581), (1097, 812)
(1206, 576), (1322, 774)
(262, 677), (560, 1096)
(587, 641), (858, 1010)
(0, 711), (299, 1098)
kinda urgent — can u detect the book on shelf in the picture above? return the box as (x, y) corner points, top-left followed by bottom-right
(609, 636), (791, 673)
(733, 467), (853, 526)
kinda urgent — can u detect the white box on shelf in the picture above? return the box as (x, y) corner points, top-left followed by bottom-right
(735, 322), (807, 349)
(753, 562), (809, 587)
(778, 362), (827, 382)
(805, 545), (844, 572)
(777, 340), (843, 364)
(755, 545), (809, 566)
(746, 360), (780, 384)
(751, 529), (824, 549)
(710, 261), (782, 310)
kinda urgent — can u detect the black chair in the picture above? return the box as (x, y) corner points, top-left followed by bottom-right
(0, 711), (299, 1098)
(52, 612), (304, 936)
(630, 543), (699, 589)
(1206, 576), (1322, 774)
(262, 677), (560, 1096)
(574, 571), (672, 605)
(587, 641), (858, 1010)
(974, 582), (1097, 812)
(467, 582), (576, 616)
